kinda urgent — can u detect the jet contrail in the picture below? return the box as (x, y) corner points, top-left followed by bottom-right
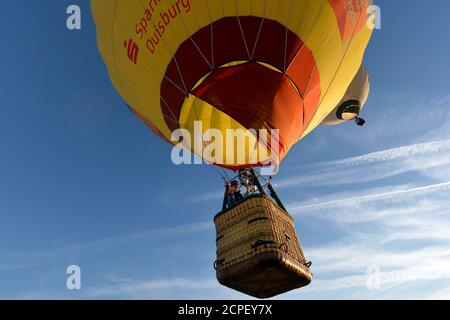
(277, 139), (450, 188)
(189, 139), (450, 202)
(289, 181), (450, 211)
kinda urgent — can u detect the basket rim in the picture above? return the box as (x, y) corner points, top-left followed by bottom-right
(214, 194), (291, 222)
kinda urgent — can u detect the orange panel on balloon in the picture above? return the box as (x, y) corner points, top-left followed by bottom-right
(192, 62), (307, 158)
(328, 0), (372, 42)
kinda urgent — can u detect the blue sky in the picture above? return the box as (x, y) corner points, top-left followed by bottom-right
(1, 0), (450, 299)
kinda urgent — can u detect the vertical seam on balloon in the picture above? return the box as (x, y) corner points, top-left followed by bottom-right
(115, 5), (180, 126)
(285, 43), (306, 74)
(109, 1), (169, 126)
(237, 17), (251, 60)
(284, 0), (296, 72)
(192, 96), (212, 165)
(287, 0), (327, 73)
(160, 97), (182, 125)
(173, 6), (204, 92)
(285, 0), (328, 139)
(174, 58), (188, 95)
(204, 0), (215, 68)
(211, 23), (215, 69)
(132, 0), (184, 127)
(163, 75), (187, 96)
(110, 0), (126, 100)
(251, 18), (265, 60)
(190, 39), (213, 70)
(302, 1), (369, 139)
(304, 64), (317, 99)
(111, 1), (178, 130)
(283, 28), (288, 72)
(178, 4), (213, 71)
(251, 0), (267, 60)
(137, 0), (179, 80)
(236, 0), (251, 60)
(274, 0), (281, 19)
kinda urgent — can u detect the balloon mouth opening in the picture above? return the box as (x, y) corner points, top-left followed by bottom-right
(337, 100), (361, 120)
(341, 112), (360, 121)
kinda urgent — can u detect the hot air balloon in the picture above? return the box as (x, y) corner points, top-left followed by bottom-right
(322, 65), (370, 126)
(92, 0), (375, 298)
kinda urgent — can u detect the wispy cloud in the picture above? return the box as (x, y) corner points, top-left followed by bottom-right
(189, 139), (450, 203)
(287, 181), (450, 213)
(88, 141), (450, 298)
(82, 95), (450, 298)
(0, 222), (213, 271)
(277, 139), (450, 188)
(283, 176), (450, 297)
(84, 278), (220, 299)
(81, 177), (450, 298)
(171, 133), (450, 298)
(7, 95), (450, 299)
(301, 264), (450, 294)
(421, 286), (450, 300)
(105, 273), (134, 283)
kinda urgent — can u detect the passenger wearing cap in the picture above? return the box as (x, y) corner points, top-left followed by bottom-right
(224, 180), (244, 209)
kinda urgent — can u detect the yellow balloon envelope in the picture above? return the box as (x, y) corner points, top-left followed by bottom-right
(92, 0), (374, 170)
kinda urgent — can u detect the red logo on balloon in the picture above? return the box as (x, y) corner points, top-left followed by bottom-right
(124, 39), (139, 64)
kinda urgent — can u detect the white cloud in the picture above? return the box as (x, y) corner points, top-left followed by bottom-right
(283, 183), (450, 297)
(105, 273), (134, 283)
(0, 222), (214, 271)
(87, 94), (450, 299)
(189, 139), (450, 203)
(421, 286), (450, 300)
(277, 139), (450, 188)
(288, 181), (450, 213)
(84, 278), (219, 298)
(82, 278), (249, 300)
(300, 264), (450, 294)
(7, 133), (450, 299)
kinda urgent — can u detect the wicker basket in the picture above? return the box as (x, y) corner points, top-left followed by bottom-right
(214, 194), (312, 298)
